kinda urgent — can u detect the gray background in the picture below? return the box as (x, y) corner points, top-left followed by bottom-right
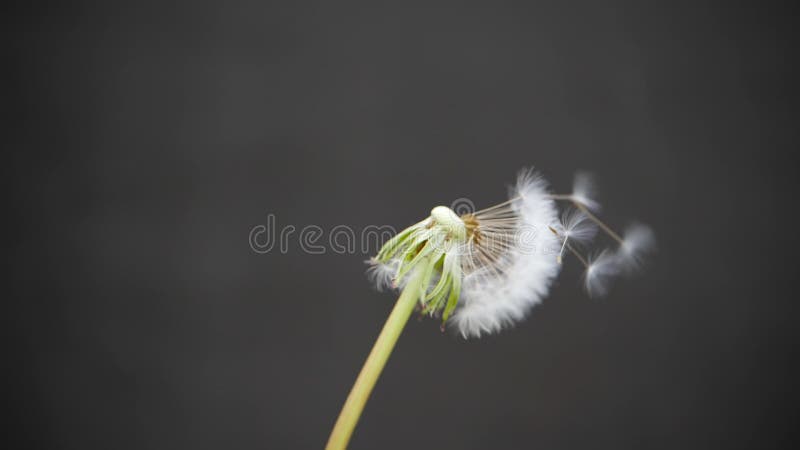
(9, 1), (797, 449)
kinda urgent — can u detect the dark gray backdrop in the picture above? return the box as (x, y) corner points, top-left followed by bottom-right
(9, 1), (798, 449)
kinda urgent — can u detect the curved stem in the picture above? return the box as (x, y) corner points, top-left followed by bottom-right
(325, 270), (424, 449)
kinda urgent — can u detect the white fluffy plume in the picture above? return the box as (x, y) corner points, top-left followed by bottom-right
(583, 250), (619, 297)
(451, 170), (562, 338)
(366, 258), (397, 291)
(557, 207), (598, 247)
(617, 223), (656, 274)
(570, 171), (601, 211)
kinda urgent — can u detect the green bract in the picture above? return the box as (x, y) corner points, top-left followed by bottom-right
(374, 206), (467, 325)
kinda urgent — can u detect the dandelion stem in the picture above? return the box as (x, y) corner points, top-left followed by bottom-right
(326, 265), (426, 450)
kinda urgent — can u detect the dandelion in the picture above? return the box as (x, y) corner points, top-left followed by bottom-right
(326, 168), (654, 449)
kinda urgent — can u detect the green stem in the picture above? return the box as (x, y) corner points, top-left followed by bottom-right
(326, 269), (425, 450)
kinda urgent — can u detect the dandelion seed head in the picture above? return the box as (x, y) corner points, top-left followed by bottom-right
(368, 167), (654, 339)
(452, 169), (562, 338)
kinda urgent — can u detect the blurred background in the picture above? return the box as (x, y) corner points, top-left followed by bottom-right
(8, 1), (798, 449)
